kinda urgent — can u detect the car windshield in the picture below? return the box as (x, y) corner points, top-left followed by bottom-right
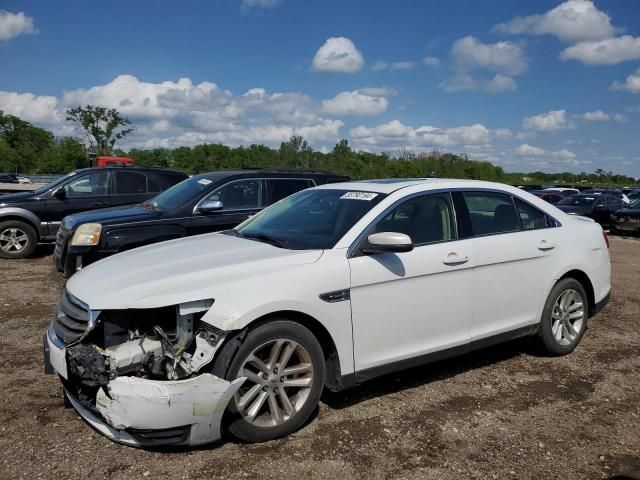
(233, 189), (386, 250)
(557, 195), (597, 207)
(145, 175), (213, 210)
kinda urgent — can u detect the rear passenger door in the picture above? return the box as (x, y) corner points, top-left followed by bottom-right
(188, 179), (265, 236)
(111, 171), (152, 207)
(453, 191), (559, 340)
(266, 179), (315, 206)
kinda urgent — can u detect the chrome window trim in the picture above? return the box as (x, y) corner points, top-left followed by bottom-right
(346, 186), (562, 258)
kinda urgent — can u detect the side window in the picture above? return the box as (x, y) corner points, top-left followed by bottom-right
(65, 172), (110, 197)
(514, 198), (550, 230)
(594, 197), (606, 208)
(147, 177), (161, 193)
(115, 171), (147, 194)
(462, 192), (521, 236)
(373, 193), (455, 245)
(268, 179), (314, 204)
(207, 180), (263, 210)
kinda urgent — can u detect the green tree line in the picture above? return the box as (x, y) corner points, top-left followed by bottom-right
(1, 111), (637, 187)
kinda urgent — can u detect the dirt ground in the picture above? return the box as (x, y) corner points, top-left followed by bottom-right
(0, 237), (639, 480)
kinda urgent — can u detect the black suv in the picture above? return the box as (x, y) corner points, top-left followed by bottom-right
(0, 167), (188, 259)
(53, 169), (349, 276)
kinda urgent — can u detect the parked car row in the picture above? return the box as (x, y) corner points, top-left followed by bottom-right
(0, 167), (189, 259)
(0, 173), (32, 184)
(40, 178), (611, 446)
(53, 170), (349, 276)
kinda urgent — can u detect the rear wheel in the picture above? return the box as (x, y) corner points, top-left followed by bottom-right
(0, 220), (37, 259)
(215, 320), (325, 442)
(538, 278), (588, 356)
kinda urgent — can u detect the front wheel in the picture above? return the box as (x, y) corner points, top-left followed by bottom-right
(215, 320), (325, 442)
(538, 278), (589, 356)
(0, 220), (37, 259)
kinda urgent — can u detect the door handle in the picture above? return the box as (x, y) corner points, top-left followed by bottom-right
(442, 253), (469, 266)
(538, 240), (556, 251)
(92, 202), (108, 207)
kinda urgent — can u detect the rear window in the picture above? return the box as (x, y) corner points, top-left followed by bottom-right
(268, 179), (314, 204)
(514, 198), (550, 230)
(461, 192), (521, 236)
(114, 171), (147, 194)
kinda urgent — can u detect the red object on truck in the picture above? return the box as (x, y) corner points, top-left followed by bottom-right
(95, 156), (135, 167)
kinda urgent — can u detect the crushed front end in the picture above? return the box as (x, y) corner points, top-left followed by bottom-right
(44, 291), (244, 447)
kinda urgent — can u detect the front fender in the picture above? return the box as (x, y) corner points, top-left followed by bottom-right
(0, 207), (43, 236)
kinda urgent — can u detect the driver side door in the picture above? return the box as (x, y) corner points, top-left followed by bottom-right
(188, 179), (265, 236)
(44, 171), (112, 230)
(348, 192), (474, 374)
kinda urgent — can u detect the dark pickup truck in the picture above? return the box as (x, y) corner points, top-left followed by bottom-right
(53, 169), (349, 277)
(0, 167), (187, 259)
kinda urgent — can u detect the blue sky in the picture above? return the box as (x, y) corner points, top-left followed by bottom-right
(1, 0), (639, 176)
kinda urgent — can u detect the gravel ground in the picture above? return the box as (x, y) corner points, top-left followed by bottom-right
(0, 237), (639, 480)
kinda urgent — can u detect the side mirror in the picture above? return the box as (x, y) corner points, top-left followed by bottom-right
(361, 232), (413, 254)
(53, 187), (66, 199)
(196, 200), (223, 214)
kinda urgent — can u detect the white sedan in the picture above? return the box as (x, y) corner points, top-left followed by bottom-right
(44, 179), (611, 446)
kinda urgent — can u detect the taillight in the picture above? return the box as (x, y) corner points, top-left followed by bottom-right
(603, 230), (610, 248)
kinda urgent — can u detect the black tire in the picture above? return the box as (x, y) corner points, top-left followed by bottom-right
(0, 220), (38, 259)
(212, 320), (325, 442)
(538, 278), (589, 356)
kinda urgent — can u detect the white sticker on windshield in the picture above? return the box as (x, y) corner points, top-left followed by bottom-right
(198, 178), (212, 186)
(340, 191), (378, 201)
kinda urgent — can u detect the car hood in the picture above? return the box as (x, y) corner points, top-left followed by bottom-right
(614, 208), (640, 217)
(66, 232), (323, 310)
(62, 204), (159, 229)
(556, 205), (590, 215)
(0, 191), (37, 205)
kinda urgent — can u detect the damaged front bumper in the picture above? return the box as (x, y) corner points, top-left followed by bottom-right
(45, 327), (243, 447)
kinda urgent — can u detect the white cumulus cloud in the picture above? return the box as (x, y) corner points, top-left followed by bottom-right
(441, 36), (526, 94)
(350, 120), (493, 151)
(515, 144), (576, 160)
(0, 74), (351, 149)
(580, 110), (609, 121)
(312, 37), (364, 73)
(0, 91), (60, 124)
(423, 56), (440, 66)
(0, 10), (36, 40)
(611, 68), (640, 93)
(242, 0), (281, 8)
(560, 35), (640, 65)
(492, 0), (617, 42)
(523, 110), (574, 132)
(451, 36), (527, 76)
(321, 89), (390, 116)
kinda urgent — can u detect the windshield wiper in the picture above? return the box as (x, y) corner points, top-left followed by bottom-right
(237, 232), (289, 248)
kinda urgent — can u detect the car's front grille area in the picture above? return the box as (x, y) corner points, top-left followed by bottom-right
(54, 227), (71, 256)
(52, 291), (92, 345)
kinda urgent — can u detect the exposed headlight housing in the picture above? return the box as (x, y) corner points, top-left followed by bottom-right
(71, 223), (102, 246)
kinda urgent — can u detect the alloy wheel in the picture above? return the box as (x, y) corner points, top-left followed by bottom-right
(551, 289), (585, 346)
(0, 227), (29, 253)
(234, 338), (314, 427)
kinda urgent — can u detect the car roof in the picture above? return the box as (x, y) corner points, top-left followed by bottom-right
(193, 169), (348, 182)
(73, 166), (185, 175)
(313, 178), (520, 194)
